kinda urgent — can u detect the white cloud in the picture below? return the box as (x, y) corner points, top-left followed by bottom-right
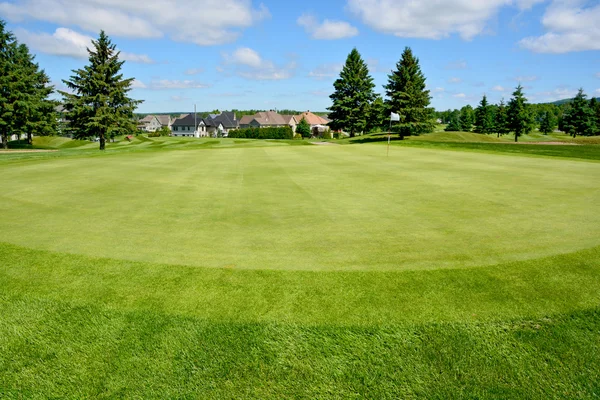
(367, 58), (389, 74)
(0, 0), (269, 46)
(595, 72), (600, 78)
(297, 13), (358, 40)
(445, 60), (468, 69)
(131, 79), (147, 89)
(432, 87), (446, 93)
(308, 63), (343, 79)
(492, 85), (506, 92)
(347, 0), (544, 40)
(520, 1), (600, 53)
(170, 95), (191, 102)
(514, 75), (538, 82)
(221, 47), (296, 80)
(184, 68), (204, 76)
(15, 27), (154, 63)
(596, 88), (600, 94)
(536, 86), (578, 102)
(453, 93), (467, 98)
(448, 77), (463, 84)
(149, 80), (211, 90)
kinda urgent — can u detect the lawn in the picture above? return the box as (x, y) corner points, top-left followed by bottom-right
(1, 138), (600, 398)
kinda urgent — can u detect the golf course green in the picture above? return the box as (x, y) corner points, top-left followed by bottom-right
(1, 137), (599, 397)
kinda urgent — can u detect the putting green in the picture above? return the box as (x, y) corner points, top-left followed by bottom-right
(1, 144), (599, 271)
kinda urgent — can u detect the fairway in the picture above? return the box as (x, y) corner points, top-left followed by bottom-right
(1, 144), (599, 271)
(2, 141), (600, 398)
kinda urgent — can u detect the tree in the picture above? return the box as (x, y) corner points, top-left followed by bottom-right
(507, 84), (533, 142)
(384, 47), (434, 139)
(0, 21), (55, 149)
(445, 111), (461, 132)
(494, 99), (510, 138)
(295, 117), (311, 138)
(366, 95), (385, 133)
(459, 105), (474, 132)
(60, 31), (142, 150)
(328, 48), (375, 137)
(539, 111), (557, 135)
(562, 89), (594, 137)
(474, 94), (494, 134)
(589, 97), (600, 135)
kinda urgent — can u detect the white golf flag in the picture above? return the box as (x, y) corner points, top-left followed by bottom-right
(390, 112), (400, 122)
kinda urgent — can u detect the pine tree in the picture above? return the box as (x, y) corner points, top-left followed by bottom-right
(474, 94), (494, 134)
(60, 31), (142, 150)
(384, 47), (434, 139)
(494, 99), (510, 138)
(539, 111), (557, 135)
(590, 97), (600, 135)
(562, 89), (594, 138)
(459, 105), (474, 132)
(328, 48), (375, 137)
(0, 21), (55, 148)
(295, 117), (311, 138)
(366, 95), (385, 133)
(0, 21), (15, 148)
(445, 111), (461, 132)
(507, 85), (533, 142)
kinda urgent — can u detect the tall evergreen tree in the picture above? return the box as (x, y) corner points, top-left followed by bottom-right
(474, 94), (494, 134)
(590, 97), (600, 135)
(295, 117), (311, 138)
(60, 31), (142, 150)
(507, 84), (533, 142)
(384, 47), (434, 139)
(494, 99), (510, 138)
(365, 95), (385, 133)
(562, 89), (594, 137)
(539, 111), (557, 135)
(328, 48), (375, 137)
(445, 110), (461, 132)
(0, 21), (55, 148)
(459, 105), (474, 132)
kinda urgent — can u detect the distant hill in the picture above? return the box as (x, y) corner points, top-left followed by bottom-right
(549, 97), (600, 106)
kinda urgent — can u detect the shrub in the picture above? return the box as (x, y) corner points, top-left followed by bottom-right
(321, 128), (332, 139)
(228, 126), (294, 140)
(294, 133), (303, 139)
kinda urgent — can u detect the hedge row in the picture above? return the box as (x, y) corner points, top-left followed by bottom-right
(227, 126), (293, 140)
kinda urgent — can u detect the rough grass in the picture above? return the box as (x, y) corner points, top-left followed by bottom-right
(1, 140), (600, 397)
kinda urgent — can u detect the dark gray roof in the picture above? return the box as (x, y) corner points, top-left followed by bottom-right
(171, 114), (199, 127)
(210, 112), (238, 129)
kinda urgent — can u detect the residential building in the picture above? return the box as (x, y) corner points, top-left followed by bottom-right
(239, 111), (297, 131)
(137, 115), (162, 132)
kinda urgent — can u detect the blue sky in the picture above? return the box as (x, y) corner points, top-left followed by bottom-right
(2, 0), (599, 113)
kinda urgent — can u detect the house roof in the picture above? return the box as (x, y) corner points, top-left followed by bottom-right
(281, 115), (297, 125)
(210, 112), (238, 129)
(171, 114), (199, 127)
(295, 111), (330, 126)
(239, 115), (254, 125)
(139, 115), (158, 124)
(156, 115), (172, 126)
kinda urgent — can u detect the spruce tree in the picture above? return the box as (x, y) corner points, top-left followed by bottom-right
(328, 48), (375, 137)
(590, 97), (600, 135)
(61, 31), (142, 150)
(459, 105), (474, 132)
(507, 84), (533, 142)
(366, 95), (385, 133)
(562, 89), (594, 137)
(445, 111), (461, 132)
(384, 47), (434, 139)
(295, 117), (311, 138)
(494, 99), (510, 138)
(474, 94), (494, 134)
(539, 111), (557, 135)
(0, 21), (55, 148)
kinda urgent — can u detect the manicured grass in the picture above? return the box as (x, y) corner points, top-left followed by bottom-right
(1, 140), (600, 397)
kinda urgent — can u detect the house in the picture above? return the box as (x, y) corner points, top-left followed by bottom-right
(171, 114), (200, 137)
(137, 115), (162, 132)
(239, 111), (297, 131)
(295, 111), (331, 136)
(156, 115), (173, 130)
(170, 111), (239, 138)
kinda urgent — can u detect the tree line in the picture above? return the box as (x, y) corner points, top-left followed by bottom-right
(439, 87), (600, 140)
